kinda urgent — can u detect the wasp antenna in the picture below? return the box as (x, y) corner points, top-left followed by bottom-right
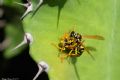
(73, 24), (76, 30)
(68, 25), (76, 33)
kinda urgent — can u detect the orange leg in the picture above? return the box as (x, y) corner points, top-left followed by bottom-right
(60, 54), (68, 62)
(51, 43), (65, 51)
(80, 42), (95, 60)
(60, 49), (75, 62)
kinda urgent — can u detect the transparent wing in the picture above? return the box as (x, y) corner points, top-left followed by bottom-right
(82, 35), (104, 40)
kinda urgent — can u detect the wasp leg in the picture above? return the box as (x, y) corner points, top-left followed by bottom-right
(68, 50), (73, 56)
(75, 47), (77, 54)
(85, 47), (95, 60)
(81, 44), (95, 60)
(51, 43), (65, 57)
(79, 40), (95, 60)
(68, 48), (79, 57)
(51, 43), (66, 62)
(51, 43), (65, 51)
(60, 54), (68, 63)
(68, 49), (79, 57)
(60, 49), (73, 62)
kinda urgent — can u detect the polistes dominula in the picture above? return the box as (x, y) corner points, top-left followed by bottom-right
(52, 30), (104, 62)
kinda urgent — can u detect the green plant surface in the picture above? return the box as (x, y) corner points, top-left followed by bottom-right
(22, 0), (120, 80)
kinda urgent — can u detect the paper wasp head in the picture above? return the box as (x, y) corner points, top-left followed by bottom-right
(70, 31), (82, 39)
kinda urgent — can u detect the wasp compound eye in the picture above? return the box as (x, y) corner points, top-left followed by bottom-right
(70, 31), (75, 37)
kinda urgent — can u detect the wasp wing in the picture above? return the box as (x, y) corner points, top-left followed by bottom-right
(83, 35), (104, 40)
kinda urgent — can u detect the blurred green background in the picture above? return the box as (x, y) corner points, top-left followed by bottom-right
(4, 0), (120, 80)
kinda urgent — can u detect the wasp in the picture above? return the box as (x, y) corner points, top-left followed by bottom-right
(52, 30), (104, 62)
